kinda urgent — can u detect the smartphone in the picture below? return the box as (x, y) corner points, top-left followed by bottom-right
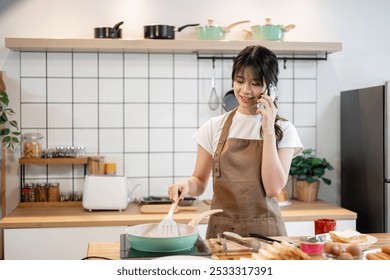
(268, 84), (278, 102)
(257, 84), (277, 109)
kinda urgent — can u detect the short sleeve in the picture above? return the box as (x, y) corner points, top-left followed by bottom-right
(277, 121), (304, 157)
(192, 118), (215, 155)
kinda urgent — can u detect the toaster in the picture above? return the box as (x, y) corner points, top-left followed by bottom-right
(82, 175), (129, 211)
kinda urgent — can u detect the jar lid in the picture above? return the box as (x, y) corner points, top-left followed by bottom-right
(22, 132), (44, 141)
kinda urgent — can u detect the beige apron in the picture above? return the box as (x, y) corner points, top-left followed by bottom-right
(206, 109), (287, 238)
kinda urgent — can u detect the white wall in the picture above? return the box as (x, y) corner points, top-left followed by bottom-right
(1, 0), (390, 212)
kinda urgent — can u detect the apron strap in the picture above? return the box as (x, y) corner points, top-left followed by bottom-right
(213, 109), (237, 178)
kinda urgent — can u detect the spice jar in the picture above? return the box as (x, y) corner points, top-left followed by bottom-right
(104, 163), (116, 175)
(21, 187), (30, 202)
(24, 182), (36, 202)
(22, 133), (43, 158)
(35, 182), (48, 202)
(47, 182), (60, 202)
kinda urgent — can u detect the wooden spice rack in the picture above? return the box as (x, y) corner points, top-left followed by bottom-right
(19, 157), (88, 165)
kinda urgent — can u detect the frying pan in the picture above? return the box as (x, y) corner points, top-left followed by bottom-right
(144, 23), (199, 39)
(125, 209), (223, 252)
(222, 89), (238, 111)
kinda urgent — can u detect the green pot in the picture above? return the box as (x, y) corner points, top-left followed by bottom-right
(196, 19), (250, 40)
(251, 18), (295, 41)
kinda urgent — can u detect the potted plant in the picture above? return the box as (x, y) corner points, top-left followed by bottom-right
(289, 148), (334, 202)
(0, 90), (20, 151)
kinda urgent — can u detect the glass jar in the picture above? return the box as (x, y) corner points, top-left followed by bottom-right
(21, 187), (30, 202)
(24, 182), (36, 202)
(35, 182), (48, 202)
(104, 163), (116, 175)
(47, 182), (60, 202)
(22, 133), (43, 158)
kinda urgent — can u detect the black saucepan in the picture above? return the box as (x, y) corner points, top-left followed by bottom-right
(144, 23), (199, 39)
(94, 21), (124, 39)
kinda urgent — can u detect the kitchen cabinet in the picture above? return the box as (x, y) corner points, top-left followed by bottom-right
(5, 38), (342, 56)
(0, 200), (356, 259)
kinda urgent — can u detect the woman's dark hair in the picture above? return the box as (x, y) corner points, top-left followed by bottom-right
(232, 45), (279, 88)
(232, 45), (285, 143)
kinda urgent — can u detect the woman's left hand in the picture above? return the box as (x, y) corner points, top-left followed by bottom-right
(256, 94), (277, 132)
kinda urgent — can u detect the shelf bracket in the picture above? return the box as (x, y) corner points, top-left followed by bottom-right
(197, 53), (328, 69)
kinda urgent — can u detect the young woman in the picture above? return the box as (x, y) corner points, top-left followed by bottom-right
(168, 45), (303, 238)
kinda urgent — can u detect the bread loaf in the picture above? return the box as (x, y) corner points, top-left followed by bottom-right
(329, 229), (368, 244)
(382, 246), (390, 255)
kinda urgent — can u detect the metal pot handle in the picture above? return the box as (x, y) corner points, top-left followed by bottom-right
(177, 23), (200, 32)
(187, 209), (223, 226)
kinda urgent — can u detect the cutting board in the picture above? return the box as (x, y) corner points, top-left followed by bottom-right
(208, 238), (252, 253)
(140, 204), (198, 214)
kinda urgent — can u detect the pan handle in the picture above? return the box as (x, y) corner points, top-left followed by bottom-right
(177, 23), (200, 32)
(113, 21), (124, 30)
(188, 209), (223, 226)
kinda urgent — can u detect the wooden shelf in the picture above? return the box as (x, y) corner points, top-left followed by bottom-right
(5, 37), (342, 56)
(18, 201), (82, 208)
(19, 157), (88, 165)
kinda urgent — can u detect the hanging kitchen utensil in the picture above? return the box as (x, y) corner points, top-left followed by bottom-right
(250, 18), (295, 41)
(144, 23), (199, 39)
(208, 59), (219, 110)
(222, 89), (238, 111)
(94, 21), (124, 39)
(196, 19), (250, 40)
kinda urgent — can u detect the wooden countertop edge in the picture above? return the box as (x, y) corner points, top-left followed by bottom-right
(0, 199), (357, 229)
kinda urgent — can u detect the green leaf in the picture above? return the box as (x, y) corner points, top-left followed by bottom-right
(0, 92), (9, 105)
(9, 120), (18, 128)
(322, 178), (331, 185)
(2, 135), (11, 143)
(0, 128), (10, 136)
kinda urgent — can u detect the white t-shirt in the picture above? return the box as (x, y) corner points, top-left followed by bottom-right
(193, 110), (303, 157)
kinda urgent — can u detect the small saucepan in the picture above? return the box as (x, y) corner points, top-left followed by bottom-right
(249, 18), (295, 41)
(125, 209), (223, 252)
(196, 19), (250, 40)
(94, 21), (124, 39)
(144, 23), (200, 39)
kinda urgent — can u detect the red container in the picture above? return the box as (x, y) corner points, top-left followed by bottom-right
(315, 218), (336, 235)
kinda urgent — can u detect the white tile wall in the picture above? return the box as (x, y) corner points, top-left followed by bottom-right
(19, 51), (318, 196)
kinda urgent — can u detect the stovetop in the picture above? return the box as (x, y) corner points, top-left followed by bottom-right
(120, 234), (212, 259)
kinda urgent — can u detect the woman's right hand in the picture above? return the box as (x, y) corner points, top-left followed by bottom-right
(168, 179), (190, 202)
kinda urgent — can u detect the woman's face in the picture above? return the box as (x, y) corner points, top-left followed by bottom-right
(233, 68), (266, 114)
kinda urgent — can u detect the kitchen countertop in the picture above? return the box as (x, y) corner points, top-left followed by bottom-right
(86, 233), (390, 260)
(0, 199), (356, 229)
